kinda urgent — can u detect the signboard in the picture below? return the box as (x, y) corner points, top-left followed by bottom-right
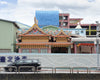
(0, 56), (27, 63)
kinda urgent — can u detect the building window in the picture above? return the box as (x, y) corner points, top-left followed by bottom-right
(59, 16), (62, 20)
(65, 16), (68, 20)
(63, 23), (66, 26)
(41, 49), (47, 53)
(31, 49), (38, 53)
(81, 30), (84, 33)
(62, 22), (68, 27)
(22, 49), (29, 53)
(63, 16), (66, 20)
(86, 31), (89, 35)
(59, 22), (61, 26)
(75, 31), (79, 35)
(91, 26), (96, 30)
(91, 31), (96, 35)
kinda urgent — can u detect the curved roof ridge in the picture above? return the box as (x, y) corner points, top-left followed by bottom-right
(21, 24), (49, 35)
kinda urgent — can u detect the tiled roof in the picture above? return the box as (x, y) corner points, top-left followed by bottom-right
(42, 26), (72, 36)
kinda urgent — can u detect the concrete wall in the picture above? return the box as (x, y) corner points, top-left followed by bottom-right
(0, 21), (18, 52)
(0, 74), (100, 80)
(0, 53), (99, 67)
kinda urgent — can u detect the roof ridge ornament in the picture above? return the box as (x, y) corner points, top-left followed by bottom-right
(34, 17), (38, 24)
(75, 22), (82, 29)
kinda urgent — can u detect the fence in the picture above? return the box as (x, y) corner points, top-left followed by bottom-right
(0, 66), (100, 74)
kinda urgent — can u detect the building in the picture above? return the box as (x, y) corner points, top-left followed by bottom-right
(70, 24), (97, 37)
(59, 13), (70, 28)
(0, 19), (19, 53)
(36, 11), (97, 36)
(59, 13), (97, 36)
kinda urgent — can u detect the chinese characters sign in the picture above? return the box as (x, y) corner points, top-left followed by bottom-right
(0, 56), (27, 63)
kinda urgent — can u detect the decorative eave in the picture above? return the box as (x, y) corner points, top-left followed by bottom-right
(55, 29), (70, 37)
(19, 34), (50, 37)
(16, 42), (73, 46)
(77, 43), (94, 47)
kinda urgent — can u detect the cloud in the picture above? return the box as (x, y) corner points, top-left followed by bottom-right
(16, 0), (91, 22)
(0, 0), (17, 21)
(18, 0), (92, 10)
(88, 0), (95, 2)
(0, 0), (100, 25)
(0, 1), (8, 5)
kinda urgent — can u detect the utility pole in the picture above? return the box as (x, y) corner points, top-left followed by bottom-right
(96, 21), (100, 69)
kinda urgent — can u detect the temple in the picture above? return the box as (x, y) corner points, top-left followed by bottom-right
(16, 18), (74, 53)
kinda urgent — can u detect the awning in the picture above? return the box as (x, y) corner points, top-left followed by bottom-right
(77, 43), (94, 47)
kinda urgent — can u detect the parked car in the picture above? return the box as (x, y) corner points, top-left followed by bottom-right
(4, 59), (41, 72)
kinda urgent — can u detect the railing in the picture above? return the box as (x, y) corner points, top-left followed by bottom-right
(54, 67), (72, 73)
(19, 66), (35, 72)
(0, 66), (100, 74)
(0, 66), (17, 72)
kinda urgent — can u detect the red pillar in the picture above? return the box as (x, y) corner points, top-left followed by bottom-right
(48, 45), (51, 53)
(94, 45), (96, 54)
(48, 48), (51, 53)
(19, 48), (22, 53)
(74, 44), (77, 53)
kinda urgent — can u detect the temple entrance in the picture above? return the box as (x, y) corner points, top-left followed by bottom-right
(51, 47), (68, 53)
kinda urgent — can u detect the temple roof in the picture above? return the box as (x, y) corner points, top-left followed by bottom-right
(42, 25), (59, 36)
(42, 25), (72, 36)
(55, 29), (70, 37)
(19, 24), (50, 36)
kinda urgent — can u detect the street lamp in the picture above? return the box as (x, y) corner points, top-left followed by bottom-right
(96, 21), (100, 69)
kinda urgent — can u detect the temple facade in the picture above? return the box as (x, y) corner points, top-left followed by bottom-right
(16, 23), (73, 53)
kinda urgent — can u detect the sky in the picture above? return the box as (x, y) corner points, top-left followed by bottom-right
(0, 0), (100, 26)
